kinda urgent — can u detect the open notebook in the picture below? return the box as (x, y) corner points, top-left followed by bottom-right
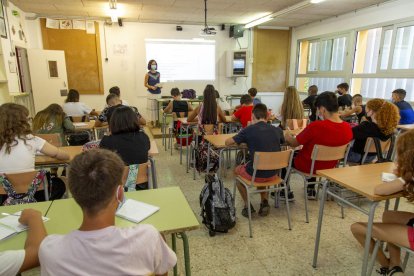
(116, 199), (160, 224)
(0, 212), (49, 241)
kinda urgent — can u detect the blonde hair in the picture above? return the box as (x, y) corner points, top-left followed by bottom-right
(32, 104), (65, 133)
(366, 99), (399, 136)
(396, 130), (414, 202)
(280, 86), (304, 128)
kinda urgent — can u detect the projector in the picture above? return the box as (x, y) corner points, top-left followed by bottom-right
(200, 27), (216, 36)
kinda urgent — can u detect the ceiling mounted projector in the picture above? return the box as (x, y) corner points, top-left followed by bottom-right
(200, 0), (216, 36)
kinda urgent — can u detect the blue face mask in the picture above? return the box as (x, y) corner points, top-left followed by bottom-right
(151, 64), (157, 70)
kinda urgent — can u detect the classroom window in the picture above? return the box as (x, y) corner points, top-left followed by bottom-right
(145, 39), (215, 81)
(296, 77), (344, 92)
(380, 29), (393, 70)
(351, 78), (414, 101)
(391, 25), (414, 70)
(353, 28), (382, 74)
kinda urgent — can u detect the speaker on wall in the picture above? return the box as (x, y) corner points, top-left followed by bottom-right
(118, 18), (123, 27)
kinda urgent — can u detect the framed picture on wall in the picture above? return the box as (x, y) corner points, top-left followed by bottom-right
(0, 0), (6, 39)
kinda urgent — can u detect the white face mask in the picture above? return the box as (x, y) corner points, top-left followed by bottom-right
(151, 64), (157, 70)
(115, 186), (125, 211)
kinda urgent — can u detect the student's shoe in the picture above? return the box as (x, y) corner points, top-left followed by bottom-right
(279, 190), (295, 202)
(376, 267), (388, 275)
(387, 266), (404, 275)
(241, 204), (256, 218)
(258, 200), (270, 217)
(307, 188), (317, 200)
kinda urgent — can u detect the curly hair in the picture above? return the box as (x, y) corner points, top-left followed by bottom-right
(366, 99), (399, 136)
(0, 103), (32, 154)
(32, 104), (66, 132)
(395, 130), (414, 202)
(280, 86), (304, 128)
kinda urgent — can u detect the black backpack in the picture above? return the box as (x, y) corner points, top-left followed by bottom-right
(199, 174), (236, 236)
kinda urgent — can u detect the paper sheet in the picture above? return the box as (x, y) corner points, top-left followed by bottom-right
(116, 199), (159, 223)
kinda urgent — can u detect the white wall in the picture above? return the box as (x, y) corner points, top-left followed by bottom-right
(288, 0), (414, 85)
(27, 21), (253, 116)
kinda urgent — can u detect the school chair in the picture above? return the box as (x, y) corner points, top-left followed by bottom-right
(291, 143), (352, 223)
(0, 170), (49, 205)
(69, 115), (90, 122)
(286, 118), (308, 130)
(368, 239), (412, 276)
(122, 160), (157, 191)
(360, 135), (396, 164)
(35, 133), (63, 147)
(233, 150), (294, 238)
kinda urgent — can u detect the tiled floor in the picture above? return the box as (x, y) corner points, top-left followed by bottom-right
(24, 138), (414, 275)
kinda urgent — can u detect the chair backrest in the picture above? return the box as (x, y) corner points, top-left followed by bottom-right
(253, 150), (294, 171)
(286, 119), (308, 130)
(311, 143), (351, 162)
(364, 137), (391, 154)
(122, 163), (150, 190)
(0, 171), (46, 195)
(70, 115), (90, 122)
(172, 112), (187, 120)
(36, 133), (62, 147)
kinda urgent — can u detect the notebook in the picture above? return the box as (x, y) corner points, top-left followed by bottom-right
(0, 211), (49, 241)
(73, 122), (88, 127)
(116, 199), (160, 224)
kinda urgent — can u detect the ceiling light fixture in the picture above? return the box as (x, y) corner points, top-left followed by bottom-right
(244, 0), (326, 29)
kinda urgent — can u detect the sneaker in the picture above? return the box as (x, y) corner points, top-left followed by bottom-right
(376, 267), (388, 275)
(387, 266), (404, 275)
(307, 188), (317, 200)
(279, 190), (295, 202)
(258, 200), (270, 217)
(241, 204), (256, 218)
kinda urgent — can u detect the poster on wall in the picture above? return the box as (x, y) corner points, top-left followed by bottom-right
(86, 21), (95, 34)
(72, 20), (86, 30)
(46, 18), (59, 29)
(48, 60), (59, 78)
(0, 0), (6, 39)
(59, 20), (72, 29)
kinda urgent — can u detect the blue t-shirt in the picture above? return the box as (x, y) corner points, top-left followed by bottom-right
(147, 71), (161, 94)
(252, 97), (261, 106)
(395, 101), (414, 125)
(233, 121), (285, 178)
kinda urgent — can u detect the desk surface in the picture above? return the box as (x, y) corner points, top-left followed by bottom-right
(73, 121), (95, 130)
(316, 162), (401, 201)
(0, 187), (199, 251)
(177, 118), (198, 125)
(204, 134), (236, 148)
(35, 146), (82, 165)
(397, 124), (414, 130)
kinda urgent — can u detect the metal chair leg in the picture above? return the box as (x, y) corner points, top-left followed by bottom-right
(246, 188), (253, 238)
(304, 180), (309, 223)
(284, 185), (292, 230)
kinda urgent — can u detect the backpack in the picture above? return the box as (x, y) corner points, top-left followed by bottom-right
(67, 131), (91, 146)
(182, 89), (196, 99)
(199, 174), (236, 236)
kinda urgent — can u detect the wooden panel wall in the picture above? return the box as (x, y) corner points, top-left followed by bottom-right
(252, 28), (291, 92)
(40, 19), (104, 95)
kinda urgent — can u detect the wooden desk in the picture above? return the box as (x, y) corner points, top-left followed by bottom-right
(283, 128), (303, 137)
(397, 124), (414, 131)
(204, 134), (236, 148)
(312, 162), (401, 276)
(35, 146), (82, 167)
(73, 121), (95, 131)
(0, 187), (199, 276)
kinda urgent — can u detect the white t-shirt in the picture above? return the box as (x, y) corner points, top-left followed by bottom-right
(63, 102), (92, 116)
(39, 225), (177, 276)
(0, 135), (46, 173)
(0, 250), (25, 276)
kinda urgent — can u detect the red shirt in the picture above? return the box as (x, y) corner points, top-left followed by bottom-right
(295, 119), (353, 174)
(234, 105), (253, 128)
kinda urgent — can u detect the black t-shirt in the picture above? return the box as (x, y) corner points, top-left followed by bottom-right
(303, 95), (317, 121)
(233, 121), (285, 178)
(99, 131), (150, 165)
(172, 100), (189, 117)
(338, 94), (352, 108)
(351, 121), (390, 154)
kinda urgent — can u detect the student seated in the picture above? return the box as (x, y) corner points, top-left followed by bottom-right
(33, 104), (75, 146)
(0, 103), (69, 203)
(232, 94), (254, 128)
(279, 86), (305, 129)
(63, 89), (98, 117)
(0, 209), (47, 276)
(336, 82), (352, 108)
(96, 93), (146, 127)
(350, 129), (414, 276)
(225, 103), (285, 217)
(163, 87), (193, 116)
(392, 88), (414, 125)
(215, 90), (231, 114)
(284, 92), (353, 199)
(106, 86), (129, 107)
(302, 85), (318, 122)
(348, 99), (399, 163)
(39, 149), (177, 275)
(100, 106), (150, 190)
(340, 94), (366, 124)
(248, 87), (261, 105)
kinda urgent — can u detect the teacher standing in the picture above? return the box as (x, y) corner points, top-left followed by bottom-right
(144, 59), (161, 126)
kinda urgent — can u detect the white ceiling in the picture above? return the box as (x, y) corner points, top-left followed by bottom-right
(10, 0), (391, 27)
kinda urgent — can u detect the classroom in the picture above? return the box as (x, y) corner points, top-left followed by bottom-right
(1, 0), (414, 275)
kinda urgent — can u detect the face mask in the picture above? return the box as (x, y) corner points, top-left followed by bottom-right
(115, 186), (125, 211)
(151, 64), (157, 70)
(337, 91), (343, 96)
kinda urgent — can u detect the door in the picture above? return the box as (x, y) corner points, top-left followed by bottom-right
(27, 49), (68, 113)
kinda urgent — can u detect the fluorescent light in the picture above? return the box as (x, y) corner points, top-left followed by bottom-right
(244, 16), (273, 29)
(310, 0), (325, 3)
